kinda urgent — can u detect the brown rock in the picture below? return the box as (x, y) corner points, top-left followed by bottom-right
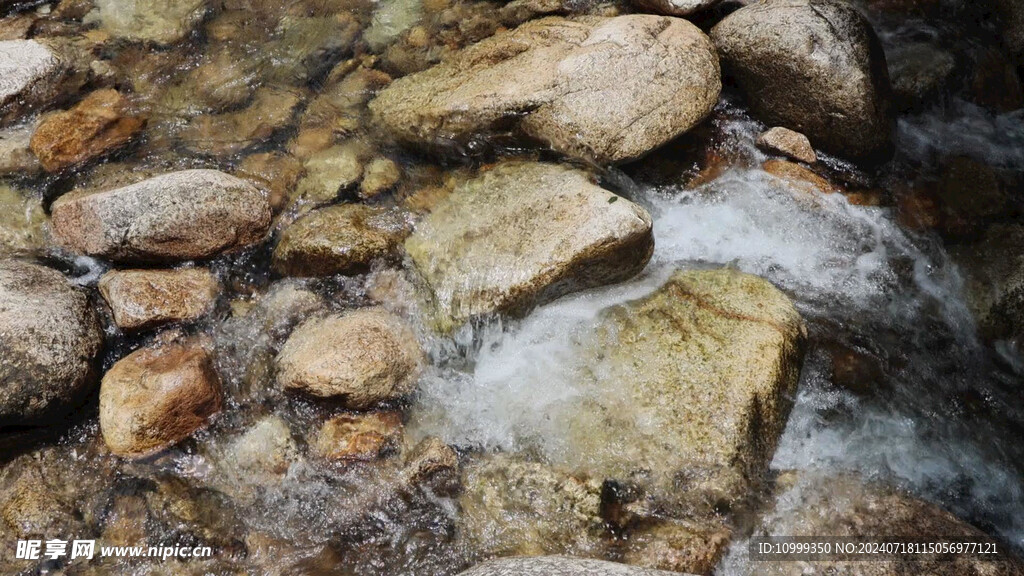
(30, 89), (145, 172)
(621, 519), (731, 575)
(51, 169), (271, 263)
(181, 86), (304, 157)
(762, 159), (842, 195)
(0, 119), (41, 175)
(235, 151), (305, 213)
(276, 308), (423, 408)
(98, 268), (220, 331)
(359, 157), (402, 199)
(272, 204), (411, 277)
(314, 412), (404, 460)
(99, 341), (222, 458)
(401, 436), (460, 491)
(756, 126), (817, 164)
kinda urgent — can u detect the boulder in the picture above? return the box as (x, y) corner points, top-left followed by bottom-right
(369, 15), (720, 165)
(0, 40), (66, 125)
(314, 412), (404, 460)
(98, 267), (220, 331)
(711, 0), (895, 163)
(90, 0), (208, 45)
(458, 557), (686, 576)
(756, 127), (816, 164)
(950, 224), (1024, 341)
(51, 169), (271, 263)
(276, 308), (423, 409)
(404, 161), (654, 330)
(30, 89), (145, 172)
(0, 186), (44, 257)
(631, 0), (721, 17)
(272, 204), (411, 277)
(99, 341), (222, 458)
(887, 41), (956, 111)
(0, 260), (103, 426)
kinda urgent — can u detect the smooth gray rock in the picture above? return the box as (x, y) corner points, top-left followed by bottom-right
(457, 557), (690, 576)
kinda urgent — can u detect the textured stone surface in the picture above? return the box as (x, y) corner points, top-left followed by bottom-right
(91, 0), (208, 45)
(276, 308), (423, 408)
(30, 89), (145, 172)
(458, 557), (686, 576)
(370, 15), (720, 164)
(51, 169), (271, 263)
(314, 412), (404, 460)
(0, 119), (41, 175)
(950, 224), (1024, 341)
(405, 161), (654, 330)
(0, 186), (45, 257)
(0, 40), (64, 125)
(631, 0), (720, 17)
(712, 0), (895, 162)
(98, 267), (220, 331)
(0, 260), (103, 426)
(181, 86), (304, 157)
(273, 204), (411, 277)
(757, 127), (817, 164)
(99, 341), (222, 458)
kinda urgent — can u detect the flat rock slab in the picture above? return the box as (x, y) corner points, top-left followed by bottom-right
(51, 169), (271, 263)
(458, 557), (690, 576)
(370, 15), (720, 165)
(404, 161), (654, 330)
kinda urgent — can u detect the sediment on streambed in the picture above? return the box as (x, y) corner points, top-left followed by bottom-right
(1, 0), (1024, 575)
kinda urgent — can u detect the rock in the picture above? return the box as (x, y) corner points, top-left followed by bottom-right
(996, 0), (1024, 65)
(458, 557), (685, 576)
(0, 185), (45, 257)
(314, 412), (404, 460)
(630, 0), (720, 17)
(236, 151), (305, 213)
(0, 119), (41, 175)
(369, 15), (720, 165)
(458, 455), (606, 557)
(950, 224), (1024, 342)
(214, 415), (299, 491)
(756, 127), (816, 164)
(99, 341), (222, 458)
(297, 66), (392, 144)
(749, 472), (1024, 575)
(762, 159), (842, 195)
(181, 86), (304, 157)
(359, 157), (402, 199)
(276, 308), (423, 408)
(0, 40), (65, 125)
(0, 260), (103, 426)
(30, 88), (145, 172)
(51, 169), (271, 263)
(711, 0), (895, 163)
(98, 268), (220, 331)
(264, 15), (361, 85)
(621, 518), (731, 575)
(566, 268), (805, 509)
(291, 140), (371, 206)
(405, 161), (654, 330)
(363, 0), (425, 51)
(401, 436), (459, 491)
(89, 0), (208, 45)
(272, 204), (411, 277)
(887, 42), (956, 111)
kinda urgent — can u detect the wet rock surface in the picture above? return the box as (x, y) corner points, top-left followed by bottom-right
(98, 267), (220, 331)
(0, 260), (103, 427)
(30, 88), (145, 172)
(0, 185), (45, 257)
(458, 557), (687, 576)
(757, 127), (817, 164)
(405, 161), (654, 329)
(0, 40), (65, 125)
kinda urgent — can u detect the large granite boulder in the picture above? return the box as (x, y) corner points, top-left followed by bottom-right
(458, 557), (687, 576)
(0, 40), (66, 125)
(404, 161), (654, 331)
(51, 169), (271, 263)
(0, 260), (103, 427)
(369, 15), (720, 165)
(711, 0), (895, 163)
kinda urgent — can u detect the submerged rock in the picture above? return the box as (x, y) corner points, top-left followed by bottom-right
(0, 185), (45, 257)
(51, 169), (271, 263)
(370, 15), (720, 164)
(314, 412), (404, 461)
(458, 557), (684, 576)
(291, 140), (372, 206)
(404, 161), (654, 330)
(272, 204), (411, 277)
(0, 40), (66, 125)
(236, 151), (305, 213)
(98, 267), (220, 331)
(181, 86), (305, 157)
(0, 119), (41, 175)
(711, 0), (895, 163)
(276, 308), (423, 409)
(0, 260), (103, 427)
(950, 224), (1024, 342)
(30, 88), (145, 172)
(756, 127), (817, 164)
(90, 0), (208, 45)
(99, 340), (222, 458)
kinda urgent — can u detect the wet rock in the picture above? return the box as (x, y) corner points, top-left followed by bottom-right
(0, 453), (85, 540)
(762, 159), (842, 195)
(236, 151), (305, 213)
(297, 66), (391, 143)
(458, 556), (683, 576)
(51, 169), (271, 263)
(620, 518), (731, 575)
(459, 455), (605, 557)
(364, 0), (425, 51)
(314, 412), (404, 460)
(215, 415), (299, 487)
(888, 41), (955, 111)
(272, 204), (411, 277)
(0, 260), (103, 426)
(750, 472), (1024, 575)
(89, 0), (208, 45)
(99, 341), (222, 458)
(181, 86), (304, 157)
(98, 267), (220, 331)
(370, 15), (720, 165)
(950, 224), (1024, 342)
(968, 46), (1024, 114)
(276, 307), (423, 408)
(291, 140), (372, 206)
(0, 40), (66, 125)
(0, 185), (45, 257)
(0, 119), (41, 175)
(631, 0), (720, 17)
(401, 436), (459, 491)
(359, 157), (402, 199)
(264, 14), (362, 85)
(711, 0), (895, 163)
(30, 88), (145, 172)
(996, 0), (1024, 65)
(404, 161), (654, 330)
(756, 127), (816, 164)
